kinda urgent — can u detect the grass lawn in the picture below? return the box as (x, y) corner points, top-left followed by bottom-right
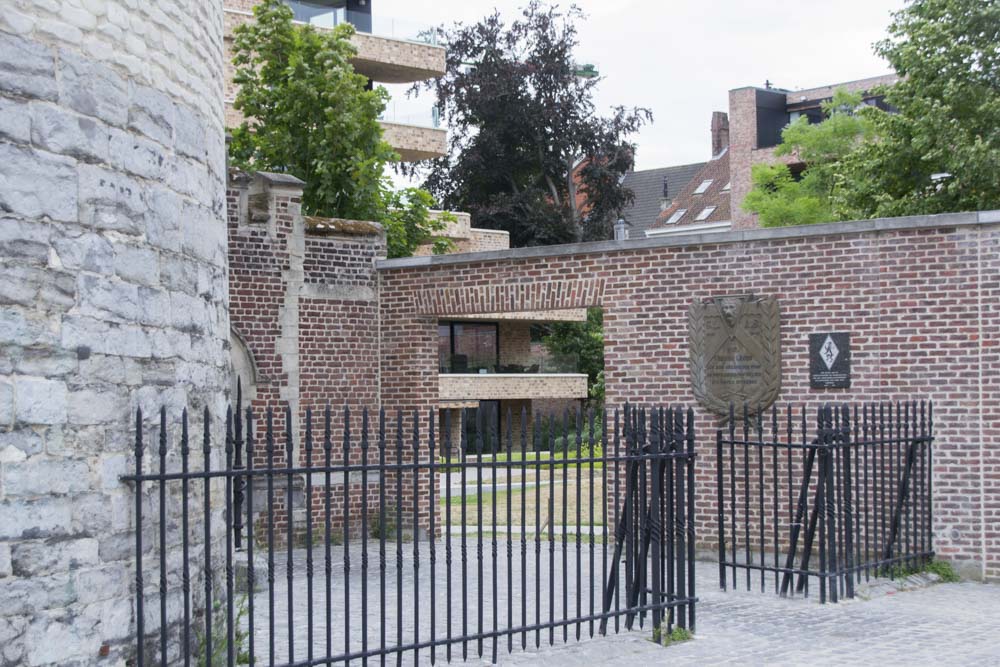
(440, 466), (607, 529)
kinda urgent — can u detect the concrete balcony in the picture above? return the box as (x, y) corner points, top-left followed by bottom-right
(439, 373), (588, 402)
(380, 121), (446, 161)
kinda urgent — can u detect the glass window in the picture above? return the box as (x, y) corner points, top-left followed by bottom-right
(695, 206), (717, 221)
(666, 208), (687, 224)
(284, 1), (346, 28)
(438, 324), (451, 372)
(440, 322), (498, 373)
(693, 179), (713, 194)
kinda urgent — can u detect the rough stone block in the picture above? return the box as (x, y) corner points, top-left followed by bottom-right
(128, 82), (175, 146)
(137, 286), (171, 328)
(109, 127), (166, 180)
(113, 242), (160, 286)
(76, 273), (141, 323)
(51, 228), (114, 273)
(0, 307), (61, 348)
(0, 263), (76, 311)
(58, 47), (128, 127)
(173, 103), (208, 160)
(0, 143), (77, 222)
(13, 376), (67, 425)
(0, 31), (57, 101)
(3, 457), (90, 496)
(67, 386), (128, 426)
(145, 185), (182, 252)
(31, 101), (110, 162)
(0, 217), (52, 265)
(12, 347), (77, 377)
(0, 428), (44, 459)
(0, 96), (31, 143)
(0, 499), (73, 539)
(78, 163), (146, 234)
(10, 537), (99, 577)
(61, 315), (152, 358)
(0, 543), (10, 578)
(0, 380), (12, 429)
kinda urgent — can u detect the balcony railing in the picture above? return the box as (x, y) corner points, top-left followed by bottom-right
(439, 352), (580, 375)
(287, 4), (441, 45)
(379, 101), (441, 128)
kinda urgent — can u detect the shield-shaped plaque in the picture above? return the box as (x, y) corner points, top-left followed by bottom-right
(688, 294), (781, 415)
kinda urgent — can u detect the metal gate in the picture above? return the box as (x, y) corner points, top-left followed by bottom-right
(715, 401), (934, 602)
(124, 400), (696, 665)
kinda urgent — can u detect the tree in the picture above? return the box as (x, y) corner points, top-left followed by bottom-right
(743, 90), (872, 227)
(414, 1), (651, 246)
(542, 308), (605, 403)
(228, 0), (450, 257)
(838, 0), (1000, 218)
(745, 0), (1000, 226)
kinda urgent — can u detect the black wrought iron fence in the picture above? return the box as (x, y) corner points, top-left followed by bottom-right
(715, 401), (934, 603)
(124, 401), (696, 666)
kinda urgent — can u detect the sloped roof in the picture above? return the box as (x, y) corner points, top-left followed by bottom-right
(650, 150), (731, 231)
(620, 162), (705, 237)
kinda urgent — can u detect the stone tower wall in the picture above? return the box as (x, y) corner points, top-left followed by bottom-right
(0, 1), (228, 665)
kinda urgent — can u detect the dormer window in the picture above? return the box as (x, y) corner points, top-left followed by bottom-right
(722, 181), (731, 192)
(695, 206), (717, 221)
(665, 209), (687, 225)
(693, 179), (713, 195)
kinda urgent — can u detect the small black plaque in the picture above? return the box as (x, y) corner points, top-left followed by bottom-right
(810, 332), (850, 389)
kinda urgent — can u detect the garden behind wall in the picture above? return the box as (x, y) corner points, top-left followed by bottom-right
(378, 212), (1000, 582)
(227, 173), (998, 580)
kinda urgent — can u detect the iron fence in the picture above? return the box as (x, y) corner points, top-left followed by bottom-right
(125, 401), (696, 665)
(715, 401), (934, 603)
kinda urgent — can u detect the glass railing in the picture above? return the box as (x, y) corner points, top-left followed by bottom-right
(287, 4), (442, 46)
(439, 352), (580, 375)
(378, 101), (441, 128)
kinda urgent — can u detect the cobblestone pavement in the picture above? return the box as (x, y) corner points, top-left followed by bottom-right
(243, 542), (1000, 666)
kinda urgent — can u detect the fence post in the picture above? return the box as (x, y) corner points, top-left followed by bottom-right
(716, 428), (726, 591)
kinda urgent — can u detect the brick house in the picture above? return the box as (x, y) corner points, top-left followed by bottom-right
(626, 74), (898, 237)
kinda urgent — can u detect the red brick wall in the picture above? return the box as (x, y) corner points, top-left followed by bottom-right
(378, 217), (1000, 580)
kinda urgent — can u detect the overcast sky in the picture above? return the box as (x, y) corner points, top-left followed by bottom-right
(379, 0), (906, 173)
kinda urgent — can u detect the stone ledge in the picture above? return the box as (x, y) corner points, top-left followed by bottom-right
(377, 210), (1000, 270)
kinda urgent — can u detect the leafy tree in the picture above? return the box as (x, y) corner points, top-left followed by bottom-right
(745, 0), (1000, 226)
(541, 308), (604, 403)
(743, 90), (872, 226)
(838, 0), (1000, 218)
(228, 0), (449, 257)
(413, 1), (651, 246)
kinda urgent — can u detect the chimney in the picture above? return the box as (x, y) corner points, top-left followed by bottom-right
(660, 175), (671, 211)
(614, 218), (628, 241)
(711, 111), (730, 157)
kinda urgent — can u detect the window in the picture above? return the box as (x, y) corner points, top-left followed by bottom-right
(439, 321), (498, 373)
(693, 179), (713, 195)
(722, 181), (731, 192)
(695, 206), (717, 221)
(665, 209), (687, 224)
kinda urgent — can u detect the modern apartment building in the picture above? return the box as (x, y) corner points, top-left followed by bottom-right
(223, 0), (447, 160)
(628, 74), (898, 237)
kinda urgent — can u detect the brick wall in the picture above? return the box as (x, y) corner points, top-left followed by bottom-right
(378, 213), (1000, 581)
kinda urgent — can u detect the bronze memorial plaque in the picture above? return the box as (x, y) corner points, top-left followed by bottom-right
(688, 294), (782, 415)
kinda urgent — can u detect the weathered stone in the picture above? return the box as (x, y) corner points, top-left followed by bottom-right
(0, 444), (27, 464)
(76, 273), (141, 323)
(0, 543), (11, 578)
(77, 162), (146, 233)
(12, 348), (77, 377)
(159, 254), (197, 293)
(61, 315), (152, 358)
(0, 96), (31, 143)
(24, 610), (99, 666)
(3, 457), (90, 496)
(137, 286), (171, 328)
(13, 376), (67, 425)
(113, 242), (159, 286)
(30, 101), (110, 162)
(174, 103), (207, 160)
(71, 491), (129, 535)
(109, 127), (165, 180)
(78, 354), (126, 384)
(51, 228), (114, 273)
(58, 47), (128, 126)
(0, 31), (57, 100)
(0, 379), (12, 426)
(128, 82), (175, 146)
(0, 263), (76, 310)
(11, 537), (99, 577)
(0, 428), (44, 458)
(0, 499), (73, 539)
(0, 217), (52, 264)
(0, 307), (61, 348)
(67, 386), (128, 426)
(0, 143), (78, 222)
(73, 563), (127, 605)
(145, 185), (183, 252)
